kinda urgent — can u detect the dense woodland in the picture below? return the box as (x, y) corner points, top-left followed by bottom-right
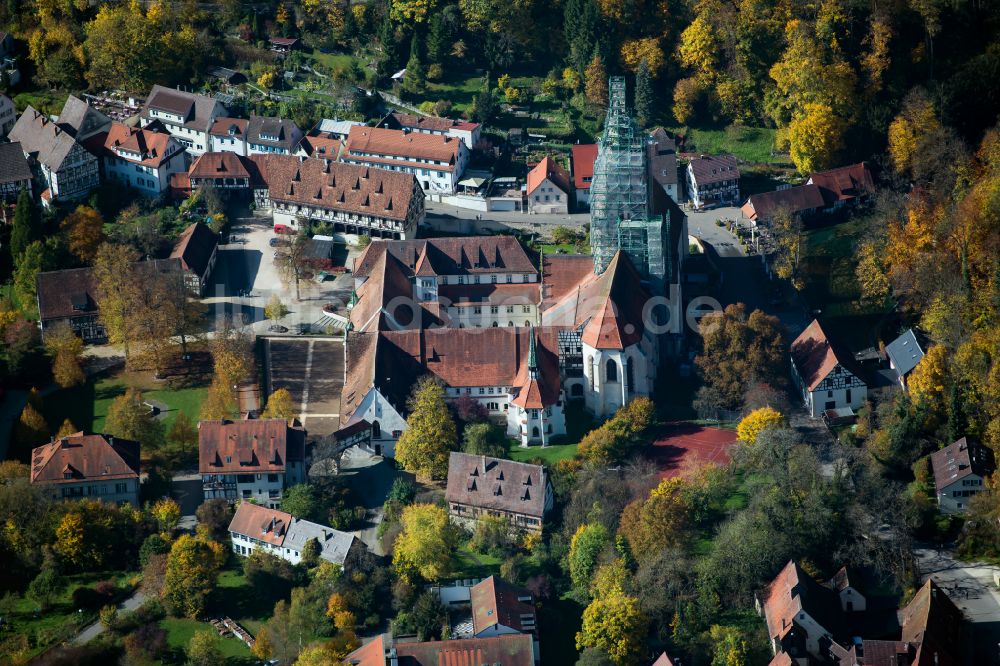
(0, 0), (999, 665)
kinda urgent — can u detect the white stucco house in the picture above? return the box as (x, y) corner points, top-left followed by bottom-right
(931, 437), (996, 514)
(790, 319), (868, 418)
(228, 502), (359, 566)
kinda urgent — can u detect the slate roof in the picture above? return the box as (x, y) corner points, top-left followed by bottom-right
(56, 95), (112, 140)
(247, 115), (300, 149)
(198, 418), (305, 474)
(885, 329), (925, 378)
(741, 184), (826, 222)
(282, 515), (357, 566)
(0, 141), (32, 185)
(31, 432), (140, 485)
(314, 118), (365, 137)
(470, 576), (535, 635)
(526, 156), (571, 196)
(571, 143), (598, 191)
(446, 452), (548, 519)
(808, 162), (875, 205)
(790, 319), (866, 391)
(345, 126), (461, 170)
(10, 105), (82, 172)
(688, 154), (739, 185)
(170, 222), (218, 278)
(35, 267), (99, 321)
(344, 634), (534, 666)
(143, 85), (224, 132)
(930, 437), (997, 492)
(253, 155), (419, 222)
(648, 127), (678, 189)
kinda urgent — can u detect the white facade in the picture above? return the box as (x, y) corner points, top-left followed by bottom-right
(344, 140), (470, 195)
(792, 362), (868, 418)
(528, 177), (569, 214)
(103, 145), (186, 194)
(937, 476), (987, 514)
(580, 336), (657, 419)
(0, 94), (15, 137)
(42, 477), (139, 506)
(202, 463), (305, 509)
(345, 388), (407, 458)
(210, 129), (247, 155)
(507, 401), (566, 447)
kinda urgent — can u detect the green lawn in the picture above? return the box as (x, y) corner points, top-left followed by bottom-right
(40, 371), (208, 438)
(510, 443), (579, 466)
(425, 74), (485, 113)
(452, 543), (503, 579)
(671, 125), (784, 165)
(162, 617), (252, 659)
(13, 88), (70, 115)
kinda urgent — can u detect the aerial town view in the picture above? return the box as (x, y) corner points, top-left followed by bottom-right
(0, 1), (999, 665)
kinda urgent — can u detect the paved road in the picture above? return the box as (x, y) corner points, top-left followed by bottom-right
(915, 546), (1000, 664)
(72, 589), (148, 645)
(335, 448), (406, 556)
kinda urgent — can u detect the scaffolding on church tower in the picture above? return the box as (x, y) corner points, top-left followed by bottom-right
(589, 76), (665, 283)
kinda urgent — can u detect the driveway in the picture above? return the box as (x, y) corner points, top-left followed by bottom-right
(72, 589), (148, 645)
(336, 448), (407, 556)
(915, 546), (1000, 664)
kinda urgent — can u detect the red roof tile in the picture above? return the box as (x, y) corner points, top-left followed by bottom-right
(446, 452), (548, 519)
(526, 156), (570, 196)
(228, 502), (292, 547)
(31, 433), (140, 485)
(571, 144), (598, 190)
(790, 319), (864, 391)
(807, 162), (875, 205)
(930, 437), (997, 493)
(470, 576), (535, 635)
(346, 125), (461, 167)
(198, 418), (305, 474)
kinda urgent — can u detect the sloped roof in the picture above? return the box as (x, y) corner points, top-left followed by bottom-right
(930, 437), (997, 491)
(648, 127), (677, 189)
(247, 115), (300, 149)
(253, 155), (419, 222)
(344, 634), (533, 666)
(885, 329), (925, 378)
(208, 117), (249, 137)
(345, 125), (460, 168)
(10, 105), (82, 172)
(296, 135), (341, 158)
(688, 154), (739, 185)
(790, 319), (865, 391)
(103, 122), (181, 168)
(761, 560), (845, 644)
(446, 452), (548, 518)
(57, 95), (112, 140)
(541, 254), (595, 307)
(471, 576), (535, 635)
(837, 641), (914, 666)
(571, 143), (598, 190)
(143, 85), (225, 132)
(0, 142), (32, 185)
(526, 155), (571, 196)
(808, 162), (875, 205)
(899, 579), (963, 666)
(188, 151), (252, 180)
(386, 111), (480, 133)
(31, 433), (140, 485)
(282, 516), (357, 566)
(578, 252), (649, 349)
(228, 502), (292, 547)
(767, 653), (794, 666)
(36, 267), (99, 321)
(170, 222), (218, 278)
(198, 418), (305, 474)
(353, 237), (538, 279)
(742, 184), (826, 222)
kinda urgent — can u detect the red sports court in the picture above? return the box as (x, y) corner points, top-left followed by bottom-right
(649, 423), (738, 479)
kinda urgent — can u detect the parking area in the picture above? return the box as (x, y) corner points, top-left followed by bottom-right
(265, 337), (344, 436)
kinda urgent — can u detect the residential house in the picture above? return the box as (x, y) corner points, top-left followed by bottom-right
(445, 453), (553, 532)
(227, 502), (359, 566)
(884, 329), (925, 391)
(208, 117), (249, 155)
(183, 151), (260, 193)
(894, 578), (963, 666)
(0, 32), (20, 87)
(311, 117), (365, 141)
(526, 156), (571, 214)
(254, 154), (425, 240)
(687, 154), (740, 208)
(30, 432), (140, 505)
(100, 122), (187, 194)
(57, 95), (112, 141)
(0, 141), (33, 199)
(648, 128), (678, 202)
(931, 437), (996, 514)
(0, 93), (16, 137)
(245, 115), (303, 155)
(35, 267), (106, 343)
(170, 221), (219, 295)
(343, 125), (469, 194)
(294, 135), (341, 159)
(652, 654), (679, 666)
(344, 634), (535, 666)
(207, 66), (247, 85)
(269, 37), (299, 53)
(741, 185), (826, 227)
(140, 85), (227, 155)
(9, 105), (101, 204)
(827, 567), (868, 613)
(571, 143), (598, 210)
(199, 417), (307, 508)
(470, 576), (537, 638)
(790, 319), (868, 418)
(380, 110), (481, 150)
(807, 162), (875, 209)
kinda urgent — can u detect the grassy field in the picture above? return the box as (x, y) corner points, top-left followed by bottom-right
(161, 617), (253, 660)
(13, 88), (71, 115)
(671, 125), (785, 165)
(425, 74), (484, 114)
(452, 543), (503, 579)
(510, 443), (579, 465)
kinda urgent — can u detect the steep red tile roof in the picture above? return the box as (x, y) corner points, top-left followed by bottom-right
(578, 252), (648, 350)
(353, 237), (538, 279)
(838, 641), (914, 666)
(208, 117), (249, 137)
(344, 634), (533, 666)
(446, 452), (548, 519)
(688, 154), (739, 185)
(342, 634), (386, 665)
(198, 418), (305, 474)
(228, 502), (292, 547)
(437, 283), (539, 307)
(526, 156), (571, 196)
(930, 437), (996, 492)
(767, 653), (794, 666)
(296, 135), (341, 158)
(761, 560), (844, 644)
(471, 576), (535, 635)
(31, 433), (140, 485)
(808, 162), (874, 205)
(102, 122), (181, 168)
(189, 151), (252, 180)
(345, 125), (461, 169)
(899, 579), (963, 666)
(170, 221), (218, 278)
(741, 184), (826, 222)
(571, 144), (598, 190)
(541, 254), (595, 307)
(254, 155), (420, 223)
(790, 319), (865, 391)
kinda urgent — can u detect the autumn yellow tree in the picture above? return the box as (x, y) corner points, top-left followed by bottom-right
(789, 102), (845, 173)
(678, 14), (719, 84)
(391, 0), (437, 23)
(585, 54), (608, 107)
(620, 37), (664, 73)
(163, 534), (225, 618)
(888, 88), (940, 177)
(262, 388), (296, 423)
(576, 586), (646, 664)
(673, 77), (703, 125)
(44, 322), (85, 388)
(56, 418), (79, 438)
(151, 498), (181, 533)
(736, 407), (784, 443)
(395, 377), (457, 480)
(392, 503), (457, 582)
(61, 206), (106, 263)
(617, 478), (692, 561)
(908, 345), (949, 414)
